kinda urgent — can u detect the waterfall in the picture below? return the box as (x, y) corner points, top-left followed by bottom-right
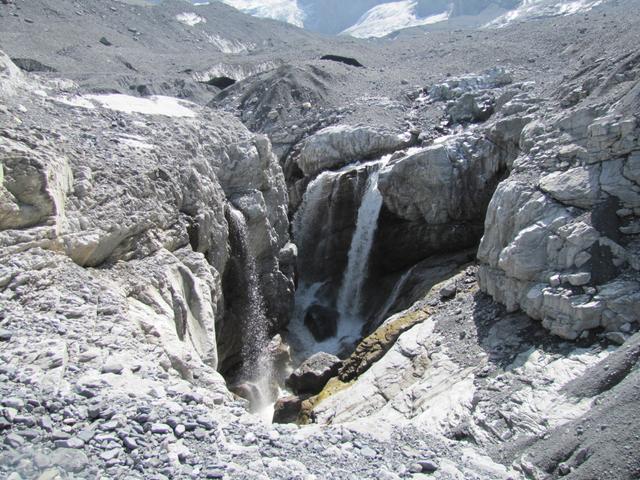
(292, 169), (338, 262)
(226, 206), (276, 421)
(336, 155), (390, 320)
(288, 156), (390, 359)
(373, 266), (415, 329)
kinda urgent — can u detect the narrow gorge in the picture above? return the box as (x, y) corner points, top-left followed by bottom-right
(1, 0), (639, 479)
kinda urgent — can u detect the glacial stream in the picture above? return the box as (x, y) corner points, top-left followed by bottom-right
(287, 156), (391, 361)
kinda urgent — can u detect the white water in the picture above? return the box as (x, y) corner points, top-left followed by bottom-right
(227, 207), (276, 421)
(336, 155), (391, 320)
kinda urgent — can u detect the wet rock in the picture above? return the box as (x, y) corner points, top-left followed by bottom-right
(273, 395), (304, 424)
(304, 304), (339, 342)
(286, 352), (342, 395)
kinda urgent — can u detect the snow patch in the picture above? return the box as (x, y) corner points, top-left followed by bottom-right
(487, 0), (604, 28)
(218, 0), (304, 27)
(205, 34), (255, 54)
(83, 94), (198, 118)
(176, 12), (207, 27)
(342, 1), (449, 38)
(53, 96), (96, 110)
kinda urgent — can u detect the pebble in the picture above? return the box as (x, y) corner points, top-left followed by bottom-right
(123, 437), (138, 450)
(77, 429), (95, 442)
(101, 359), (124, 375)
(4, 433), (25, 448)
(196, 416), (216, 430)
(2, 398), (24, 410)
(55, 437), (85, 449)
(151, 423), (172, 435)
(0, 329), (13, 342)
(51, 430), (72, 441)
(100, 420), (119, 431)
(418, 459), (439, 473)
(361, 446), (377, 458)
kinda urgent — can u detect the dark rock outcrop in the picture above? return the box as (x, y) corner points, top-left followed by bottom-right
(303, 305), (339, 342)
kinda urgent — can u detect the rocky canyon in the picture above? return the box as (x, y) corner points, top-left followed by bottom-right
(0, 0), (639, 479)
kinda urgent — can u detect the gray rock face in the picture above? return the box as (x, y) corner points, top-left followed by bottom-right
(0, 52), (293, 385)
(478, 103), (640, 339)
(373, 114), (525, 273)
(0, 135), (73, 230)
(286, 352), (342, 394)
(2, 1), (640, 479)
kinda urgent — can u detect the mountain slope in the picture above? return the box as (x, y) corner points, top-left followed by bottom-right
(209, 0), (610, 37)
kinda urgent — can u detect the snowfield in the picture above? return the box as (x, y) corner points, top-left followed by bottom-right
(342, 1), (450, 38)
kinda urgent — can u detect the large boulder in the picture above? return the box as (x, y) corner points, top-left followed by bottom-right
(303, 305), (339, 342)
(272, 395), (305, 424)
(296, 125), (413, 177)
(286, 351), (342, 395)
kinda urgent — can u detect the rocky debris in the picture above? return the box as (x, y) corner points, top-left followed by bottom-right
(286, 352), (342, 395)
(1, 1), (640, 479)
(303, 304), (339, 341)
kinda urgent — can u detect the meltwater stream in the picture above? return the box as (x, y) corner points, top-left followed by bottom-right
(289, 156), (391, 359)
(227, 207), (277, 422)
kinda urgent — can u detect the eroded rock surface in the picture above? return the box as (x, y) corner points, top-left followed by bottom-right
(478, 54), (640, 341)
